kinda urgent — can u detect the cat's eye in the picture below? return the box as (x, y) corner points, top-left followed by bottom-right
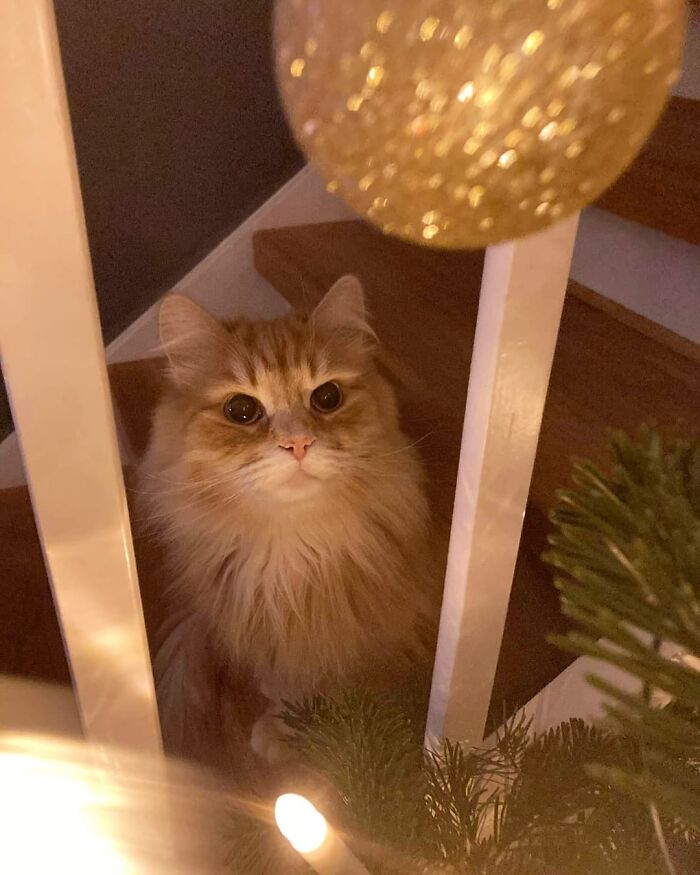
(311, 381), (343, 413)
(223, 394), (263, 425)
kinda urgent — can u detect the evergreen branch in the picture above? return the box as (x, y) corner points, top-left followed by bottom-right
(226, 427), (700, 874)
(547, 427), (700, 836)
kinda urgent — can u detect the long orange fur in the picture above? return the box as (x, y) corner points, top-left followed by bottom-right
(139, 276), (437, 762)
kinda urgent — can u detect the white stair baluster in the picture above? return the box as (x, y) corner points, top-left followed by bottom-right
(0, 0), (161, 751)
(426, 214), (580, 748)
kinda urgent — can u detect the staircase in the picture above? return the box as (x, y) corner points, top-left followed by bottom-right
(3, 215), (699, 737)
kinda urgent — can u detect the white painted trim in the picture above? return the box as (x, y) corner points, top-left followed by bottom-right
(481, 651), (639, 748)
(107, 163), (354, 364)
(0, 676), (81, 737)
(571, 208), (700, 342)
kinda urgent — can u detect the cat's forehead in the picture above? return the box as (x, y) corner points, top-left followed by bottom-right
(204, 314), (362, 406)
(231, 316), (316, 374)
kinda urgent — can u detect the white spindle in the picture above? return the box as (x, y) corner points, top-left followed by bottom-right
(0, 0), (161, 750)
(426, 214), (580, 748)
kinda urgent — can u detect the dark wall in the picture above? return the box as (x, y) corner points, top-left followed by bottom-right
(1, 0), (302, 439)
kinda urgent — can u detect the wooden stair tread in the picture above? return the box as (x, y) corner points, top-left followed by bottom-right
(595, 97), (700, 246)
(0, 484), (71, 686)
(0, 468), (169, 690)
(110, 357), (166, 459)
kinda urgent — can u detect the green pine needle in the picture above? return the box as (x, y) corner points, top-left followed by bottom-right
(547, 427), (700, 836)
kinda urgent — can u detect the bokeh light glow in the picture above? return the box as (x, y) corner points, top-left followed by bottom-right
(275, 0), (686, 248)
(0, 733), (223, 874)
(275, 793), (329, 854)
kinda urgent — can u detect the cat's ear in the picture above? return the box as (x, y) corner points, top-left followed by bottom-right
(312, 275), (374, 338)
(159, 294), (228, 387)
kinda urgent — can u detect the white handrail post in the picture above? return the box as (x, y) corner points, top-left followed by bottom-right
(426, 214), (580, 748)
(0, 0), (161, 751)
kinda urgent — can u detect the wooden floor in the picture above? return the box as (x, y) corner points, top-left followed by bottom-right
(2, 218), (699, 739)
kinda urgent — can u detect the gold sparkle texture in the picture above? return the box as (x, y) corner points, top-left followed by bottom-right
(275, 0), (686, 248)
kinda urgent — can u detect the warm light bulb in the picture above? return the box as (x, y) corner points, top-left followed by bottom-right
(275, 793), (329, 854)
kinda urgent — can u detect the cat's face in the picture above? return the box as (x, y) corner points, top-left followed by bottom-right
(158, 277), (400, 506)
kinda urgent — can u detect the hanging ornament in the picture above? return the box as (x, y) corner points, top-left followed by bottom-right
(274, 0), (686, 249)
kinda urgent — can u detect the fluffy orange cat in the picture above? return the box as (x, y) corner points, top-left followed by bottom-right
(139, 276), (436, 762)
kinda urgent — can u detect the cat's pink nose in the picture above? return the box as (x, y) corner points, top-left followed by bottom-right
(279, 436), (315, 462)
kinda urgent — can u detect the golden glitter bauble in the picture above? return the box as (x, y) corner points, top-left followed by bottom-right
(275, 0), (686, 249)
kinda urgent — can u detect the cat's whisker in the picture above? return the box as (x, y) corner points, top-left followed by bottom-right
(128, 483), (227, 504)
(127, 479), (225, 497)
(133, 480), (250, 519)
(131, 507), (207, 529)
(141, 470), (242, 491)
(141, 470), (195, 486)
(125, 485), (162, 497)
(371, 430), (441, 459)
(361, 472), (455, 487)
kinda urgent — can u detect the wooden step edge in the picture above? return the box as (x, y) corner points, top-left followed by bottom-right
(253, 221), (700, 365)
(568, 280), (700, 365)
